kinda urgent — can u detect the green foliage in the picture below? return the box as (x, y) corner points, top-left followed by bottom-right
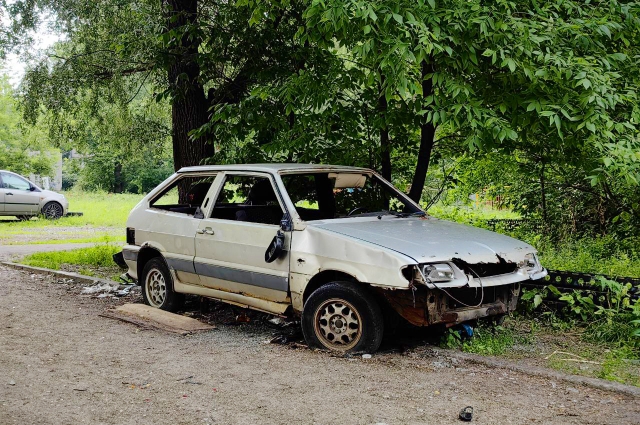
(0, 76), (57, 176)
(523, 277), (640, 350)
(20, 244), (121, 270)
(441, 322), (532, 356)
(527, 235), (640, 278)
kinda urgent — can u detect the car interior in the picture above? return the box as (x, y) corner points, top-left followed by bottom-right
(211, 177), (284, 225)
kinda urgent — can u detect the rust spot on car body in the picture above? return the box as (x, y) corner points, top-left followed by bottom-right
(377, 283), (520, 326)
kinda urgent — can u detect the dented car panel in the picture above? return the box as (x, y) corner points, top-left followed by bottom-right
(121, 163), (546, 336)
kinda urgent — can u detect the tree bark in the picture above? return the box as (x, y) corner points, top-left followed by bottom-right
(540, 159), (548, 231)
(378, 79), (391, 181)
(164, 0), (213, 201)
(408, 60), (436, 204)
(113, 162), (124, 193)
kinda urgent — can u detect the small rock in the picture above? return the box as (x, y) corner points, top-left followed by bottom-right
(362, 354), (372, 359)
(566, 387), (579, 394)
(8, 380), (15, 386)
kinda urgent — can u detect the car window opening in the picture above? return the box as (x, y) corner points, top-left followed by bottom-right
(282, 172), (422, 221)
(211, 175), (284, 226)
(149, 175), (216, 216)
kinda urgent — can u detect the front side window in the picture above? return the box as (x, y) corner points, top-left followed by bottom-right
(1, 173), (31, 191)
(282, 172), (422, 221)
(211, 174), (283, 225)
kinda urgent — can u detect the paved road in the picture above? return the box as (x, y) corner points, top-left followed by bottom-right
(0, 265), (638, 425)
(0, 243), (97, 261)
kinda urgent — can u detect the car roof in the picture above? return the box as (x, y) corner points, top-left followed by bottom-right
(177, 163), (372, 174)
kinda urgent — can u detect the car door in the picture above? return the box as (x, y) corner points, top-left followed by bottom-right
(194, 172), (291, 303)
(0, 172), (40, 214)
(139, 173), (219, 286)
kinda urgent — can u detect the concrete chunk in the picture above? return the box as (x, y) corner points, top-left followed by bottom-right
(113, 303), (214, 334)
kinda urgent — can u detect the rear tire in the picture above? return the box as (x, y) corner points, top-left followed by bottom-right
(302, 282), (384, 353)
(141, 257), (184, 312)
(42, 202), (63, 219)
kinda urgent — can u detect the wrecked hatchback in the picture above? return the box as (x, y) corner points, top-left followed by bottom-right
(119, 164), (546, 353)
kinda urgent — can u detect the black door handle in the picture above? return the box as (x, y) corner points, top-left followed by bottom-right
(6, 192), (13, 195)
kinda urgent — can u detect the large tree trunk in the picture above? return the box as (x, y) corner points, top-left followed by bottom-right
(408, 60), (436, 204)
(378, 79), (391, 181)
(113, 161), (124, 193)
(165, 0), (212, 168)
(164, 0), (213, 201)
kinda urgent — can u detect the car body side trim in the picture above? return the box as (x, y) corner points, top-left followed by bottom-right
(194, 262), (288, 292)
(165, 257), (197, 275)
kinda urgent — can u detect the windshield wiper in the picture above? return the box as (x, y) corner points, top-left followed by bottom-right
(392, 211), (427, 218)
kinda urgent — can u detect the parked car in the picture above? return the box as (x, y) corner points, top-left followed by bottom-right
(0, 170), (68, 220)
(118, 164), (546, 353)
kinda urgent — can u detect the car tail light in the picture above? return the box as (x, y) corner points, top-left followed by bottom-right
(126, 227), (136, 245)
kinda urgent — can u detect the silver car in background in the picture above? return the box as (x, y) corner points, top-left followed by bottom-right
(0, 170), (69, 220)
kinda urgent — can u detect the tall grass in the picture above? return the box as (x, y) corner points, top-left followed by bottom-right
(0, 191), (143, 230)
(20, 244), (122, 270)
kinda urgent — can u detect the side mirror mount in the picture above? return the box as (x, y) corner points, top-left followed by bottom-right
(280, 212), (292, 231)
(265, 230), (286, 263)
(30, 184), (36, 191)
(193, 207), (205, 219)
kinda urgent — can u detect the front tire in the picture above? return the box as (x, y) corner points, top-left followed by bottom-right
(302, 282), (384, 353)
(42, 202), (63, 219)
(141, 257), (184, 312)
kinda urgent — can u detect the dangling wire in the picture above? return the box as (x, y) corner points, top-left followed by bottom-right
(417, 265), (485, 308)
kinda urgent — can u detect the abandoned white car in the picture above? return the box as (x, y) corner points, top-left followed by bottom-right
(0, 170), (69, 220)
(119, 164), (546, 353)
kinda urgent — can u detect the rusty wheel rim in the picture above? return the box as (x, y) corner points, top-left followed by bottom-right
(145, 268), (166, 308)
(313, 298), (362, 351)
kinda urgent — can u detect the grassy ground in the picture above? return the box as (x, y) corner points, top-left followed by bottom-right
(20, 244), (124, 280)
(0, 191), (141, 245)
(444, 317), (640, 387)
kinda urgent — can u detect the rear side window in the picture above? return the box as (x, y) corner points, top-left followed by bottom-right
(150, 175), (215, 216)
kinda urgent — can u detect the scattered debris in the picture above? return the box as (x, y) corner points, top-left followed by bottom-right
(459, 406), (473, 422)
(235, 314), (250, 323)
(268, 317), (286, 326)
(177, 376), (202, 385)
(81, 282), (119, 295)
(80, 282), (136, 298)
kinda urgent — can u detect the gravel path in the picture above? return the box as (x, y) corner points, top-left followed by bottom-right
(0, 243), (98, 262)
(0, 266), (638, 425)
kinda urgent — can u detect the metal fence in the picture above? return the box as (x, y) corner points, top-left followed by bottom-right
(522, 269), (640, 301)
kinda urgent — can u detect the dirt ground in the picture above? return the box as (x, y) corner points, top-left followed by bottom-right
(1, 266), (638, 425)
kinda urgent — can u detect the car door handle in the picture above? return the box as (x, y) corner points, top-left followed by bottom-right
(6, 192), (13, 195)
(197, 227), (215, 235)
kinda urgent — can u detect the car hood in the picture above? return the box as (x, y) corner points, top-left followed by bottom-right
(309, 216), (535, 265)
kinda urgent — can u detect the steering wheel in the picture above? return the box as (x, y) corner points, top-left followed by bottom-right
(347, 206), (368, 216)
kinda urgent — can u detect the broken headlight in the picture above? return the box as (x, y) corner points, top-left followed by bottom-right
(524, 253), (540, 271)
(421, 263), (455, 283)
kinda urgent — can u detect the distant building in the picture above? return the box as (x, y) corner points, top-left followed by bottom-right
(27, 150), (63, 191)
